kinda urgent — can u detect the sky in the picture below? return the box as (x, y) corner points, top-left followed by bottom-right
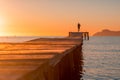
(0, 0), (120, 36)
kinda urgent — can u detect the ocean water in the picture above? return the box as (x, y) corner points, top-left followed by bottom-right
(0, 36), (39, 43)
(82, 37), (120, 80)
(0, 36), (64, 43)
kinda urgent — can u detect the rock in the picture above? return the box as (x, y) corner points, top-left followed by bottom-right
(93, 29), (120, 36)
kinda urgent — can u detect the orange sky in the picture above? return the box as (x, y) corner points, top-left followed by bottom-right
(0, 0), (120, 36)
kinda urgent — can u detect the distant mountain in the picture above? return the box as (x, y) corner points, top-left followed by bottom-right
(93, 29), (120, 36)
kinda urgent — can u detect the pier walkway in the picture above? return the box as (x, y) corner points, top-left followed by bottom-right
(0, 37), (83, 80)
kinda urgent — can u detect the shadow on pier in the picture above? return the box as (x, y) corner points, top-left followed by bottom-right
(71, 46), (84, 80)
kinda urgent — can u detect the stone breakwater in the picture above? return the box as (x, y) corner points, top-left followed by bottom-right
(0, 37), (83, 80)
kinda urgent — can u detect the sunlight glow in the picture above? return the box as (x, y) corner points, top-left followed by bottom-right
(0, 16), (7, 36)
(0, 19), (3, 25)
(0, 18), (5, 25)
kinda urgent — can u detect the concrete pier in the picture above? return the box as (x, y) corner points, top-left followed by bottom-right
(0, 37), (83, 80)
(82, 32), (89, 40)
(69, 32), (89, 40)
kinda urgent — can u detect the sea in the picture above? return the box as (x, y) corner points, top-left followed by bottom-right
(0, 36), (120, 80)
(82, 36), (120, 80)
(0, 36), (64, 43)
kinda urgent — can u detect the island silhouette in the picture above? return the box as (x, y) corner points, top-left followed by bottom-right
(93, 29), (120, 36)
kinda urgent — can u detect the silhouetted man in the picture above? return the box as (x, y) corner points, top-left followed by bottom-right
(78, 23), (81, 32)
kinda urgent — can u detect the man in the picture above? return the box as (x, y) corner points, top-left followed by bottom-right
(77, 23), (81, 32)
